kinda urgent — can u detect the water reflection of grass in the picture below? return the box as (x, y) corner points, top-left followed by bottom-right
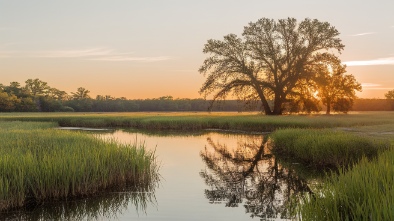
(0, 189), (156, 220)
(0, 121), (159, 212)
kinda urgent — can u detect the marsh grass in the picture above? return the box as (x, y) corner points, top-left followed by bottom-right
(1, 112), (394, 132)
(0, 121), (58, 130)
(297, 148), (394, 221)
(0, 121), (158, 211)
(2, 112), (394, 219)
(271, 128), (390, 169)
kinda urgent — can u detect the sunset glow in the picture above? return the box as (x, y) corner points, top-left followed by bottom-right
(1, 0), (393, 99)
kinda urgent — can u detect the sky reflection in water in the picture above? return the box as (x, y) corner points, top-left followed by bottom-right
(1, 129), (314, 220)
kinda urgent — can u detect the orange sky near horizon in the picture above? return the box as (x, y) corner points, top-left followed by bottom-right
(1, 1), (393, 99)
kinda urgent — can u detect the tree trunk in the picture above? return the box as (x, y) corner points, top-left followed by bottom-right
(272, 104), (283, 115)
(261, 100), (273, 115)
(254, 85), (273, 115)
(272, 95), (283, 115)
(326, 99), (331, 115)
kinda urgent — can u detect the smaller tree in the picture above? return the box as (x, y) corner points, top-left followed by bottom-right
(48, 88), (68, 100)
(71, 87), (91, 100)
(385, 89), (394, 110)
(24, 78), (50, 97)
(4, 82), (22, 96)
(315, 55), (361, 114)
(0, 92), (20, 111)
(15, 97), (38, 112)
(67, 87), (93, 111)
(385, 90), (394, 99)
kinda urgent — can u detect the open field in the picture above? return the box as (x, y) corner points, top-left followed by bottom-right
(1, 111), (394, 132)
(0, 121), (158, 211)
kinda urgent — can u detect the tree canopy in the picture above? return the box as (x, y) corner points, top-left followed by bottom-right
(385, 90), (394, 100)
(314, 54), (362, 114)
(199, 17), (361, 115)
(71, 87), (91, 100)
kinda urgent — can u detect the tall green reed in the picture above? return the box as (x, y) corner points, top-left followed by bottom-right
(0, 121), (158, 211)
(271, 128), (389, 169)
(2, 112), (394, 132)
(297, 148), (394, 221)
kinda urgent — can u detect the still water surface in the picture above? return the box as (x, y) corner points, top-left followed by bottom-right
(2, 129), (313, 220)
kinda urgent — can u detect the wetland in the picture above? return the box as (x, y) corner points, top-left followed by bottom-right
(0, 112), (393, 220)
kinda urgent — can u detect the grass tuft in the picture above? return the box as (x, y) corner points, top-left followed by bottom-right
(2, 112), (394, 132)
(0, 121), (158, 211)
(270, 128), (390, 169)
(297, 148), (394, 221)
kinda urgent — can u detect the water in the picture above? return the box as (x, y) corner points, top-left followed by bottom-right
(1, 129), (314, 221)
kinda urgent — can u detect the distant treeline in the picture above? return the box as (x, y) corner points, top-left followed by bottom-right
(1, 78), (393, 112)
(352, 99), (393, 111)
(69, 98), (392, 112)
(66, 97), (259, 112)
(0, 78), (257, 112)
(1, 95), (393, 113)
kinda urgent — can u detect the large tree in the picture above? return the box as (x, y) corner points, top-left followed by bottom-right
(199, 17), (344, 115)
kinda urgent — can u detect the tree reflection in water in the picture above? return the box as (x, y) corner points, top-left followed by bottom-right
(200, 135), (312, 220)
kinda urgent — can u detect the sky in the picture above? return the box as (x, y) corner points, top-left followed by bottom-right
(0, 0), (393, 99)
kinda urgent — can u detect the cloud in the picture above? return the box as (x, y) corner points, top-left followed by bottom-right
(363, 87), (393, 90)
(0, 47), (171, 62)
(0, 48), (113, 58)
(36, 48), (114, 58)
(343, 57), (394, 66)
(361, 83), (381, 87)
(350, 32), (375, 37)
(360, 83), (393, 90)
(172, 69), (198, 73)
(88, 56), (171, 62)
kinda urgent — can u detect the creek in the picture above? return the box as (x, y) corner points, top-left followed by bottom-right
(2, 129), (315, 221)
